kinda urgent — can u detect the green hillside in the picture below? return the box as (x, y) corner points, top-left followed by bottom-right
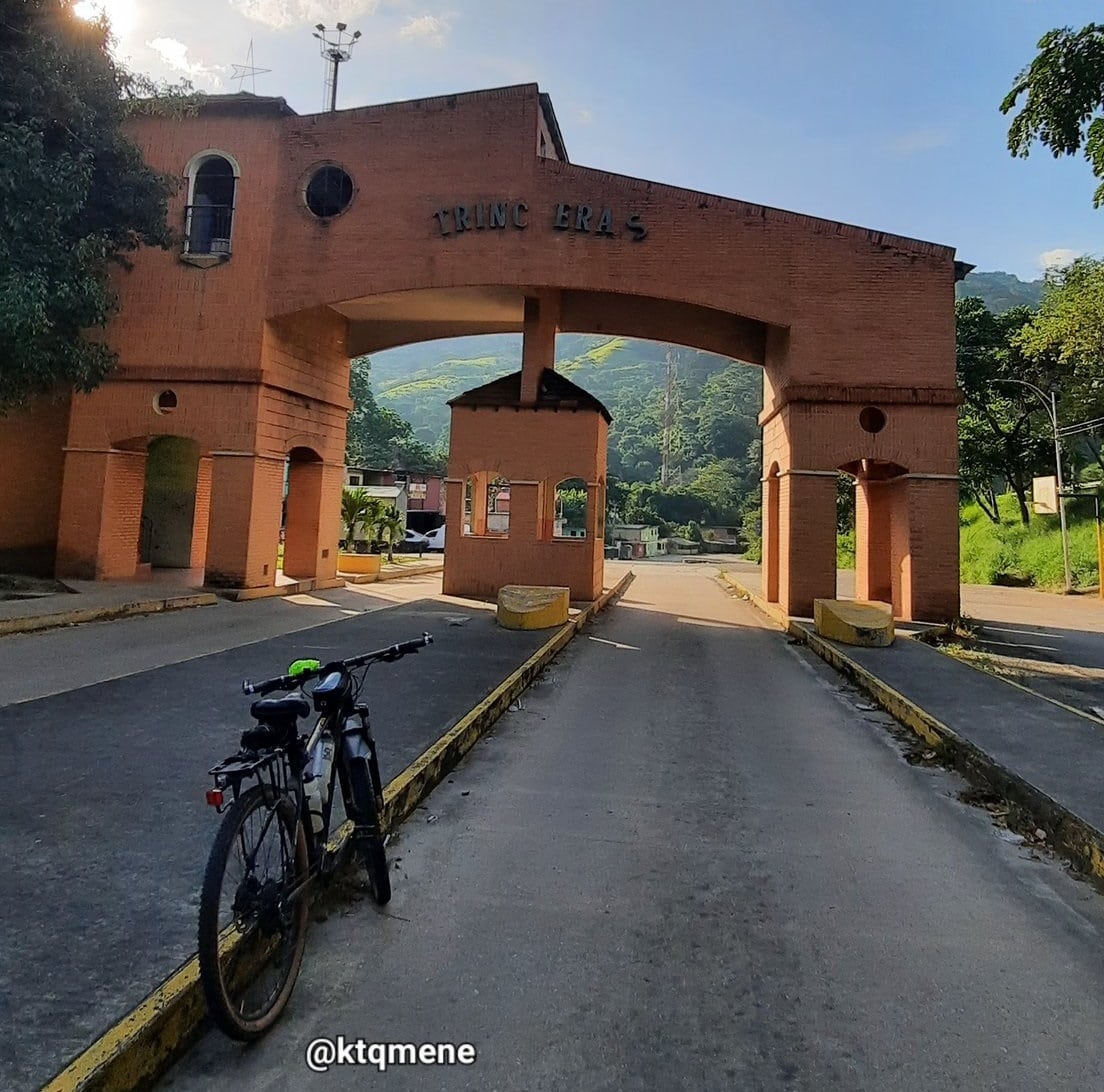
(956, 270), (1045, 312)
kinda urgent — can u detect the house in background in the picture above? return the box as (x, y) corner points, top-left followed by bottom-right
(609, 522), (661, 559)
(345, 465), (445, 533)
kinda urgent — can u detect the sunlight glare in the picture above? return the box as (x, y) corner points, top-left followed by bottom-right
(72, 0), (138, 43)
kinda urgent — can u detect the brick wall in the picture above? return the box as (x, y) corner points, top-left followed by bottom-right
(0, 394), (70, 574)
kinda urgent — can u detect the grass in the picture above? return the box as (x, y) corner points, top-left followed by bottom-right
(960, 494), (1099, 589)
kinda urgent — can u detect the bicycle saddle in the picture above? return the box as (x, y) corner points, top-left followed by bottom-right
(250, 693), (311, 724)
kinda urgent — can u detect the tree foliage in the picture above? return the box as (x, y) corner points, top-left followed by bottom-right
(0, 0), (184, 410)
(1015, 257), (1104, 475)
(1001, 23), (1104, 206)
(346, 357), (446, 474)
(955, 298), (1057, 524)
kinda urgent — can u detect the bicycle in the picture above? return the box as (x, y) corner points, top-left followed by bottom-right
(197, 632), (433, 1040)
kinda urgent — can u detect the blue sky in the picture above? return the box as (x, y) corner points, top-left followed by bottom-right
(81, 0), (1104, 279)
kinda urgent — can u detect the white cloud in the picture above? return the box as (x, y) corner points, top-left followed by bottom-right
(887, 126), (950, 156)
(1038, 247), (1082, 271)
(233, 0), (379, 31)
(398, 14), (450, 45)
(577, 107), (593, 125)
(148, 37), (225, 89)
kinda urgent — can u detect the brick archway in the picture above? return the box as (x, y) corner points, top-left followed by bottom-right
(0, 83), (963, 620)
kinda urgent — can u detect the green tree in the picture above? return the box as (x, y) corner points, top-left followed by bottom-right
(0, 0), (188, 410)
(956, 298), (1057, 524)
(346, 357), (446, 474)
(1014, 257), (1104, 475)
(372, 510), (404, 562)
(340, 488), (376, 544)
(1001, 23), (1104, 206)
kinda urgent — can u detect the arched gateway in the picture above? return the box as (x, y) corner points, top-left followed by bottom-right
(0, 85), (966, 621)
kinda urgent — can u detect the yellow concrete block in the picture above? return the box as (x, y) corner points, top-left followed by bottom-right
(496, 585), (571, 630)
(813, 599), (894, 647)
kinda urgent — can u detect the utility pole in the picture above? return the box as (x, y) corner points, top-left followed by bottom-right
(661, 348), (679, 487)
(313, 23), (361, 113)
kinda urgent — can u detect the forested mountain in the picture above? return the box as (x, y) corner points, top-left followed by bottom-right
(956, 270), (1045, 312)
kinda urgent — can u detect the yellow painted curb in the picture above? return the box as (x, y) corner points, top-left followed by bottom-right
(43, 567), (635, 1092)
(376, 563), (443, 582)
(0, 593), (217, 638)
(791, 621), (1104, 887)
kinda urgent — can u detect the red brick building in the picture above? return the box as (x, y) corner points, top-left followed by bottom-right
(0, 83), (965, 619)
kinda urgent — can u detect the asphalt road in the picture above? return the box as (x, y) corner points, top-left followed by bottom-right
(163, 564), (1104, 1091)
(1, 590), (550, 1092)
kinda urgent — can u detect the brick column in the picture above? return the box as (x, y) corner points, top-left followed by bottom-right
(777, 470), (837, 618)
(190, 457), (213, 571)
(520, 294), (559, 405)
(205, 452), (284, 588)
(283, 459), (343, 581)
(469, 472), (490, 536)
(762, 470), (781, 603)
(892, 476), (960, 622)
(441, 478), (464, 596)
(855, 477), (893, 606)
(56, 448), (146, 580)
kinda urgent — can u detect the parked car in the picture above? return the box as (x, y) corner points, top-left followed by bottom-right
(396, 528), (431, 553)
(424, 525), (445, 551)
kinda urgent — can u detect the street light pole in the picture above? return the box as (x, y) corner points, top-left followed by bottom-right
(1049, 389), (1074, 594)
(996, 379), (1072, 593)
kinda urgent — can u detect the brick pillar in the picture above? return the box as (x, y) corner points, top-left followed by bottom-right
(520, 294), (559, 405)
(190, 457), (213, 571)
(777, 471), (837, 618)
(205, 453), (284, 588)
(56, 448), (146, 580)
(441, 478), (464, 596)
(762, 470), (781, 603)
(855, 477), (893, 606)
(283, 459), (343, 581)
(892, 476), (960, 622)
(469, 472), (490, 535)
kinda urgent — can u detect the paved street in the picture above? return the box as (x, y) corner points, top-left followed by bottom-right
(0, 581), (551, 1091)
(164, 564), (1104, 1091)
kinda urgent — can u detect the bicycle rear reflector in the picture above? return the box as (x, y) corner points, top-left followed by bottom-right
(206, 789), (224, 808)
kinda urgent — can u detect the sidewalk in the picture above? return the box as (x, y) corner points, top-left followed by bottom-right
(720, 560), (1104, 890)
(3, 586), (625, 1092)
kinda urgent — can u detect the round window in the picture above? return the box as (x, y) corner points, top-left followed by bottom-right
(859, 406), (887, 434)
(154, 390), (178, 415)
(305, 165), (354, 218)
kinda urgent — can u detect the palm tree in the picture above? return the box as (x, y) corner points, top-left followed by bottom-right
(373, 511), (405, 562)
(341, 488), (374, 548)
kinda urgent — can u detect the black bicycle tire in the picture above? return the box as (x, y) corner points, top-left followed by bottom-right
(347, 756), (391, 905)
(197, 785), (309, 1040)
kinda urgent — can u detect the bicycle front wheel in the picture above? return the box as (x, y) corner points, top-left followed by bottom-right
(197, 784), (310, 1040)
(347, 756), (391, 905)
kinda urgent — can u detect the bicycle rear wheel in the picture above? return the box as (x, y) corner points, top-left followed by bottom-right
(347, 756), (391, 905)
(197, 784), (309, 1040)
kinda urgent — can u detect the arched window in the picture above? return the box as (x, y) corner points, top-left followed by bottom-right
(552, 478), (588, 539)
(184, 152), (239, 256)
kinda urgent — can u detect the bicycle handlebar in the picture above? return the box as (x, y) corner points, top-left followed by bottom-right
(242, 632), (433, 695)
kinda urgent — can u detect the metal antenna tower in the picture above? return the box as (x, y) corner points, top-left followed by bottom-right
(312, 22), (361, 112)
(661, 347), (680, 487)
